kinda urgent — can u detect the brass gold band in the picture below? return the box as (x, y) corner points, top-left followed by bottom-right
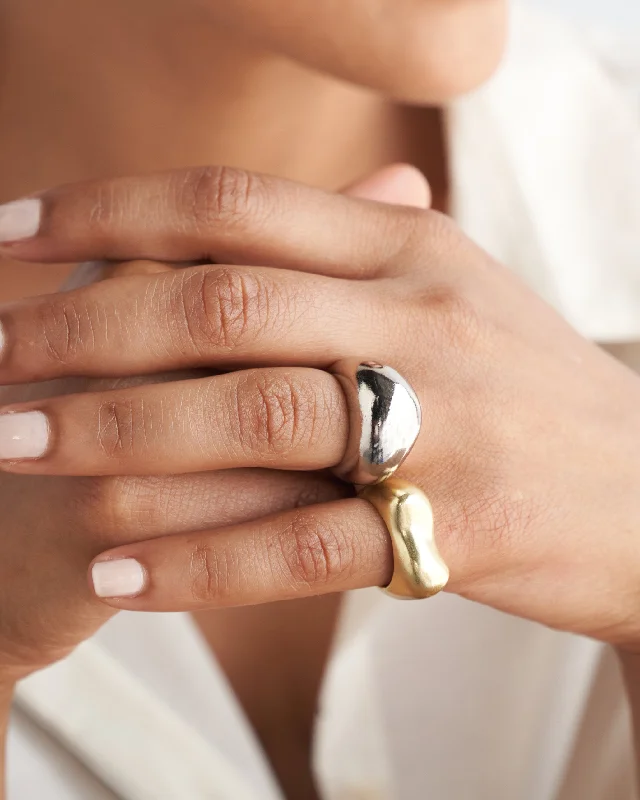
(359, 477), (449, 600)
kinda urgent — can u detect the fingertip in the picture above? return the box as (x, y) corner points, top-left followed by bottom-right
(342, 164), (432, 209)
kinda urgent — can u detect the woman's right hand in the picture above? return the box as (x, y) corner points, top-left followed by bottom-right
(0, 260), (348, 683)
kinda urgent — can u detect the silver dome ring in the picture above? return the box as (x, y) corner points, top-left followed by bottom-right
(329, 359), (422, 486)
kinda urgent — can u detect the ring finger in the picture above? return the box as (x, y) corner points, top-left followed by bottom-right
(89, 469), (350, 543)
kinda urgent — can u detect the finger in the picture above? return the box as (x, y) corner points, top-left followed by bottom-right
(0, 263), (377, 384)
(0, 165), (427, 278)
(102, 259), (176, 279)
(61, 259), (174, 293)
(0, 368), (349, 476)
(343, 163), (431, 208)
(78, 468), (350, 544)
(88, 498), (393, 610)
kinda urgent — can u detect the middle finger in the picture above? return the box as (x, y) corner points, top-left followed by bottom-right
(0, 368), (349, 476)
(0, 264), (381, 384)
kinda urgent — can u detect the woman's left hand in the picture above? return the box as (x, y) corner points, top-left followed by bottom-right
(1, 165), (640, 648)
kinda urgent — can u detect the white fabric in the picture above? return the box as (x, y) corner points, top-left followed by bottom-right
(448, 5), (640, 343)
(13, 636), (268, 800)
(7, 3), (640, 798)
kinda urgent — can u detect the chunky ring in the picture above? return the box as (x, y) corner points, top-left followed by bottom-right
(360, 477), (449, 599)
(330, 359), (421, 486)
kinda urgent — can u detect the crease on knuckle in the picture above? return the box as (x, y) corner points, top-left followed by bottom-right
(87, 181), (120, 232)
(183, 165), (263, 230)
(177, 267), (274, 352)
(237, 372), (318, 459)
(38, 297), (96, 365)
(272, 511), (352, 589)
(189, 540), (231, 604)
(95, 397), (148, 459)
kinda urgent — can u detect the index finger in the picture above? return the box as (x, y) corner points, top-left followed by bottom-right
(0, 165), (429, 278)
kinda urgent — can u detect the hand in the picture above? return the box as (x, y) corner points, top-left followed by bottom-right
(0, 257), (350, 680)
(0, 166), (639, 647)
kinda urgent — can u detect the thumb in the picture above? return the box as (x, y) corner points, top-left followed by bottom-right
(342, 163), (431, 209)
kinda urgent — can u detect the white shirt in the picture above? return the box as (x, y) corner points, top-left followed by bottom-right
(7, 3), (640, 798)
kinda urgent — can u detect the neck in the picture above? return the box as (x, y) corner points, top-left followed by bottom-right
(0, 0), (446, 300)
(0, 0), (445, 195)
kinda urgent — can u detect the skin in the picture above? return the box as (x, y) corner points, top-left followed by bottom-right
(0, 286), (350, 800)
(0, 2), (480, 792)
(0, 172), (428, 798)
(0, 165), (639, 644)
(1, 1), (639, 799)
(2, 168), (640, 800)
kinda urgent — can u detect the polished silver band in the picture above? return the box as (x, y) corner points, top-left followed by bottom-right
(330, 359), (421, 486)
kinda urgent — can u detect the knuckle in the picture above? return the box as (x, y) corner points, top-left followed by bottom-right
(95, 476), (173, 534)
(235, 372), (327, 458)
(71, 474), (206, 539)
(188, 540), (233, 605)
(68, 476), (148, 537)
(181, 165), (265, 230)
(37, 296), (96, 366)
(67, 477), (111, 535)
(87, 181), (119, 232)
(273, 511), (353, 588)
(95, 397), (148, 460)
(419, 283), (483, 351)
(176, 266), (276, 352)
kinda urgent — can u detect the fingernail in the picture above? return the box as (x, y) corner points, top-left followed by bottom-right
(0, 198), (42, 243)
(0, 411), (49, 460)
(92, 559), (146, 598)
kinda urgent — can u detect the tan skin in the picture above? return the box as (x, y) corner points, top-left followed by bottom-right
(1, 2), (640, 799)
(0, 2), (469, 797)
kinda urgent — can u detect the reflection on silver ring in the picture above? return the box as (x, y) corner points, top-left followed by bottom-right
(329, 359), (421, 486)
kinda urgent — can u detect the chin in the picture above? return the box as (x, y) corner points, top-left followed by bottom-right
(351, 4), (509, 104)
(205, 0), (508, 105)
(374, 40), (507, 105)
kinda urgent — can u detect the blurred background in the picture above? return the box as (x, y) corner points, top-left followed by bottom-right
(532, 0), (640, 30)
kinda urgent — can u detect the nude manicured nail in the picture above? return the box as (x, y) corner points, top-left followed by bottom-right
(0, 198), (42, 242)
(0, 411), (49, 460)
(92, 559), (146, 598)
